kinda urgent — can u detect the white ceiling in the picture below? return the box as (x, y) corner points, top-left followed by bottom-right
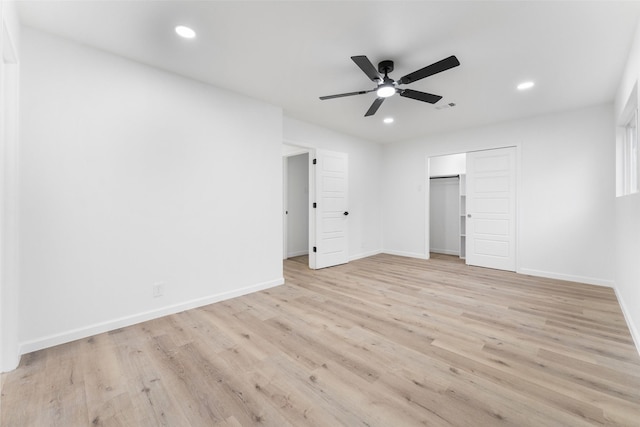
(17, 1), (640, 144)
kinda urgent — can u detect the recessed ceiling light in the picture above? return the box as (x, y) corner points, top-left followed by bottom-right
(383, 117), (394, 124)
(517, 81), (535, 91)
(175, 25), (196, 39)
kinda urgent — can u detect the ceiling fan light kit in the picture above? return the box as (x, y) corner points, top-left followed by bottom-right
(320, 54), (460, 117)
(376, 84), (395, 98)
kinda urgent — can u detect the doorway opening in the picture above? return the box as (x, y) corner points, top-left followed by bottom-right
(428, 153), (466, 259)
(282, 144), (311, 261)
(283, 152), (309, 259)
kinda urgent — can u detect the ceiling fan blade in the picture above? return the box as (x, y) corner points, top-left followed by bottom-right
(365, 97), (384, 117)
(351, 55), (381, 82)
(397, 55), (460, 85)
(399, 89), (443, 104)
(319, 89), (375, 100)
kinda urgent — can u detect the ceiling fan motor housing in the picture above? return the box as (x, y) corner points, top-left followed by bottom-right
(378, 60), (394, 75)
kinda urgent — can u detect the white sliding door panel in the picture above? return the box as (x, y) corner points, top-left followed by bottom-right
(466, 147), (516, 271)
(313, 150), (349, 269)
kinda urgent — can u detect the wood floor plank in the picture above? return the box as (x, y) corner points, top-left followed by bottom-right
(42, 343), (89, 426)
(2, 253), (640, 426)
(108, 327), (192, 427)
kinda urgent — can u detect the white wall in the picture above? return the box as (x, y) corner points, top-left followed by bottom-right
(283, 117), (383, 260)
(614, 19), (640, 352)
(429, 153), (466, 177)
(429, 177), (459, 255)
(383, 104), (616, 286)
(1, 0), (21, 372)
(18, 28), (284, 354)
(286, 153), (309, 257)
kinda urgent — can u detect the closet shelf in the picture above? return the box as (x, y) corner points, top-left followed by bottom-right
(459, 174), (466, 260)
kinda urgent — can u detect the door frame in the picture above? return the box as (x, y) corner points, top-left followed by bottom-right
(282, 142), (318, 269)
(283, 141), (350, 270)
(425, 144), (522, 273)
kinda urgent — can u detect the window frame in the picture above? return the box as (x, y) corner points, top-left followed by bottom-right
(617, 84), (639, 197)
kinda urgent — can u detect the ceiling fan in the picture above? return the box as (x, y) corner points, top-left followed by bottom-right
(319, 55), (460, 117)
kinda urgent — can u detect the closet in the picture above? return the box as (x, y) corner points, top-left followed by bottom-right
(429, 153), (466, 259)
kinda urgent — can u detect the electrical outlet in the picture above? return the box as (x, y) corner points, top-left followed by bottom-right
(152, 282), (164, 298)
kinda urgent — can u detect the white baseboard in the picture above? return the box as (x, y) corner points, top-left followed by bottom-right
(350, 249), (383, 261)
(518, 268), (614, 288)
(287, 249), (309, 258)
(430, 248), (460, 256)
(614, 286), (640, 357)
(19, 277), (284, 356)
(382, 250), (427, 260)
(1, 347), (20, 373)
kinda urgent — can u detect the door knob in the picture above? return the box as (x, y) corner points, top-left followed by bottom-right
(344, 211), (349, 216)
(467, 214), (472, 218)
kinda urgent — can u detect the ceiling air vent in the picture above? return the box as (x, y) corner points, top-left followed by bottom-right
(436, 102), (456, 110)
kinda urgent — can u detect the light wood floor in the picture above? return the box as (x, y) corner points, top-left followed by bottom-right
(2, 253), (640, 426)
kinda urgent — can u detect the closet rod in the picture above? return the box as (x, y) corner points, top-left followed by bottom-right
(429, 174), (460, 180)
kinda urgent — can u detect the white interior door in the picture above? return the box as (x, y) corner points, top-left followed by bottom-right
(466, 147), (516, 271)
(312, 149), (349, 269)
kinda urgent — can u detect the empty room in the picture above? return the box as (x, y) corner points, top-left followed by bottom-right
(1, 1), (640, 425)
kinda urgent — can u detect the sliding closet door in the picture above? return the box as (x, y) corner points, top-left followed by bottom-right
(466, 147), (516, 271)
